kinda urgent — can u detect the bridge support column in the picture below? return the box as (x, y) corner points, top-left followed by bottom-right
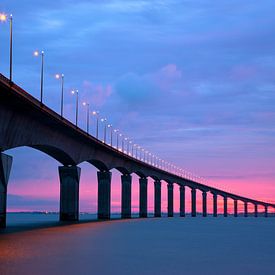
(191, 188), (197, 217)
(264, 205), (268, 218)
(223, 196), (228, 217)
(0, 153), (13, 228)
(154, 180), (161, 217)
(234, 200), (238, 217)
(121, 174), (132, 219)
(97, 171), (112, 220)
(244, 202), (248, 217)
(139, 177), (148, 218)
(213, 193), (218, 217)
(59, 165), (81, 221)
(167, 183), (173, 217)
(254, 204), (258, 217)
(202, 191), (207, 217)
(180, 186), (185, 217)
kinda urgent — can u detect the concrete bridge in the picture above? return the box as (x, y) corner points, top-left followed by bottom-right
(1, 73), (274, 228)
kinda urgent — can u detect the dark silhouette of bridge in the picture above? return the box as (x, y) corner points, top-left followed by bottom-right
(1, 73), (274, 228)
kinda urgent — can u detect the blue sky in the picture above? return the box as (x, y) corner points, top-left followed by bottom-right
(1, 0), (275, 211)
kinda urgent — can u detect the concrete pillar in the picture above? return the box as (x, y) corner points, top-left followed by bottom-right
(264, 205), (268, 218)
(254, 204), (258, 217)
(154, 180), (161, 217)
(0, 153), (13, 228)
(139, 177), (148, 218)
(213, 193), (218, 217)
(59, 165), (81, 221)
(167, 182), (173, 217)
(202, 191), (207, 217)
(191, 188), (197, 217)
(223, 196), (228, 217)
(97, 170), (112, 220)
(180, 185), (185, 217)
(244, 202), (248, 217)
(121, 174), (132, 219)
(234, 200), (238, 217)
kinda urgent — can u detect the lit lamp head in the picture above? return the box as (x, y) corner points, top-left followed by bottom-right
(0, 13), (7, 22)
(34, 50), (44, 57)
(71, 89), (78, 95)
(92, 111), (98, 116)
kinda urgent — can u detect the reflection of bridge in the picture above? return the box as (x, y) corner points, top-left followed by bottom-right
(0, 74), (274, 228)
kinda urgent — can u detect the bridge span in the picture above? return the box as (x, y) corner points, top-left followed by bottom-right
(1, 73), (274, 228)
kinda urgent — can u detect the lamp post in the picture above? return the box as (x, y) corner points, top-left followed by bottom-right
(9, 14), (13, 82)
(0, 13), (13, 81)
(71, 89), (79, 127)
(92, 111), (99, 138)
(83, 102), (90, 133)
(34, 50), (44, 103)
(101, 118), (107, 143)
(120, 134), (124, 152)
(107, 124), (113, 146)
(132, 143), (136, 157)
(55, 74), (64, 117)
(114, 129), (119, 149)
(137, 146), (141, 159)
(125, 138), (129, 154)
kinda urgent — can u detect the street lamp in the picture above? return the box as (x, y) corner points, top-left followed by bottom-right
(92, 111), (99, 138)
(101, 118), (107, 143)
(71, 89), (79, 127)
(125, 138), (129, 154)
(132, 143), (136, 157)
(55, 74), (64, 117)
(83, 102), (90, 133)
(34, 50), (45, 103)
(0, 13), (13, 81)
(137, 146), (141, 159)
(107, 124), (113, 146)
(120, 134), (123, 152)
(114, 129), (119, 149)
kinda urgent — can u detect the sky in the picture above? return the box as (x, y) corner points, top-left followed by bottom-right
(1, 0), (275, 214)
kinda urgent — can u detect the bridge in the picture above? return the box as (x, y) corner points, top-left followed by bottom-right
(1, 73), (275, 228)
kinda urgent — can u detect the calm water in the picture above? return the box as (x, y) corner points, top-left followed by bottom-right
(1, 214), (275, 275)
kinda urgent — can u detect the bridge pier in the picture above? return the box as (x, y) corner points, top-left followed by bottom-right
(139, 177), (148, 218)
(244, 202), (248, 217)
(234, 200), (238, 217)
(154, 180), (161, 217)
(180, 185), (185, 217)
(264, 205), (268, 218)
(223, 196), (228, 217)
(121, 174), (132, 219)
(167, 183), (173, 217)
(202, 191), (207, 217)
(213, 193), (218, 217)
(97, 171), (112, 219)
(191, 188), (197, 217)
(59, 165), (81, 221)
(254, 204), (258, 217)
(0, 153), (13, 228)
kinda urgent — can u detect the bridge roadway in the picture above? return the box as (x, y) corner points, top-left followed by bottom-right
(0, 73), (274, 228)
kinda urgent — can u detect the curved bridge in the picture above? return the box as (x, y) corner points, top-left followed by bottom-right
(0, 73), (274, 228)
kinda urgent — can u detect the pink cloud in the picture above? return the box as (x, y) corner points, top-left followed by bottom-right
(83, 80), (113, 107)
